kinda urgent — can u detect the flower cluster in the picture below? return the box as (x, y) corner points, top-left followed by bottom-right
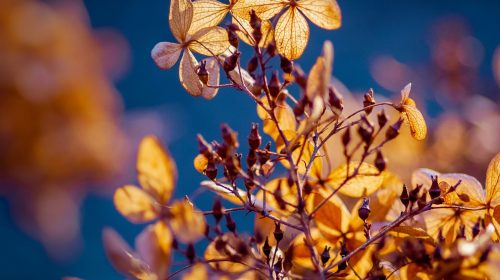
(104, 0), (500, 279)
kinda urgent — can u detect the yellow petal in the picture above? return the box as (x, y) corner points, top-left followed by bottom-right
(388, 226), (435, 245)
(486, 153), (500, 205)
(291, 228), (336, 270)
(255, 178), (298, 216)
(274, 7), (309, 60)
(182, 263), (209, 280)
(193, 154), (209, 173)
(306, 41), (333, 103)
(232, 14), (274, 48)
(204, 233), (253, 273)
(179, 50), (204, 96)
(231, 0), (286, 20)
(188, 26), (230, 56)
(137, 135), (177, 204)
(169, 0), (194, 42)
(257, 97), (296, 141)
(275, 130), (323, 176)
(135, 221), (172, 278)
(151, 42), (182, 69)
(169, 199), (206, 243)
(402, 104), (427, 141)
(325, 162), (384, 197)
(114, 185), (159, 223)
(312, 192), (350, 241)
(102, 228), (154, 280)
(297, 0), (341, 30)
(400, 83), (412, 104)
(189, 0), (229, 35)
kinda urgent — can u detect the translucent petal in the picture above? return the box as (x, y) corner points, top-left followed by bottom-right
(169, 0), (194, 42)
(189, 0), (229, 35)
(135, 221), (172, 278)
(169, 199), (206, 243)
(188, 26), (230, 56)
(232, 14), (274, 48)
(325, 162), (384, 197)
(311, 193), (350, 241)
(297, 0), (341, 30)
(182, 263), (209, 280)
(486, 153), (500, 205)
(137, 135), (177, 204)
(402, 104), (427, 140)
(179, 50), (204, 96)
(231, 0), (286, 20)
(274, 7), (309, 60)
(306, 41), (334, 103)
(204, 233), (251, 273)
(151, 42), (182, 70)
(257, 98), (297, 141)
(254, 178), (298, 216)
(200, 56), (220, 100)
(114, 185), (159, 223)
(275, 130), (323, 176)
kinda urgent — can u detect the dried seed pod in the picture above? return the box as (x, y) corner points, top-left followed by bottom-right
(303, 181), (313, 195)
(197, 60), (209, 85)
(321, 246), (331, 265)
(227, 24), (239, 48)
(433, 246), (442, 261)
(385, 119), (403, 140)
(266, 42), (276, 57)
(221, 123), (239, 148)
(358, 198), (371, 221)
(293, 95), (307, 117)
(225, 213), (236, 233)
(409, 184), (422, 203)
(273, 223), (284, 242)
(262, 237), (272, 258)
(248, 123), (262, 150)
(223, 51), (240, 73)
(357, 122), (373, 144)
(247, 148), (257, 168)
(212, 199), (224, 223)
(205, 161), (218, 180)
(338, 242), (349, 271)
(374, 150), (386, 172)
(377, 109), (388, 128)
(457, 224), (466, 239)
(247, 56), (258, 74)
(328, 86), (343, 115)
(429, 175), (441, 199)
(400, 185), (409, 208)
(480, 246), (492, 263)
(258, 142), (271, 165)
(186, 244), (196, 263)
(472, 218), (482, 238)
(280, 56), (293, 74)
(269, 71), (281, 98)
(363, 88), (376, 115)
(249, 11), (262, 44)
(342, 127), (351, 146)
(197, 134), (213, 158)
(417, 190), (427, 209)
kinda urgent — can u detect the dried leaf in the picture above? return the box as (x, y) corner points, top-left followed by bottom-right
(255, 178), (298, 215)
(114, 185), (159, 223)
(179, 50), (204, 96)
(182, 263), (209, 280)
(297, 0), (341, 30)
(274, 7), (309, 60)
(204, 233), (250, 273)
(137, 135), (177, 204)
(402, 104), (427, 141)
(325, 162), (384, 197)
(201, 56), (221, 99)
(188, 26), (230, 56)
(151, 42), (182, 70)
(291, 229), (335, 270)
(486, 153), (500, 205)
(257, 98), (296, 141)
(169, 0), (194, 42)
(189, 0), (229, 35)
(169, 199), (206, 243)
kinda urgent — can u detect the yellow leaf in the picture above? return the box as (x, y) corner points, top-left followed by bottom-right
(169, 0), (194, 42)
(486, 153), (500, 205)
(135, 221), (172, 278)
(151, 42), (182, 70)
(274, 7), (309, 60)
(137, 135), (177, 204)
(305, 41), (333, 115)
(169, 199), (206, 243)
(423, 208), (482, 244)
(297, 0), (341, 30)
(193, 154), (209, 173)
(325, 162), (384, 197)
(188, 26), (230, 56)
(114, 185), (159, 223)
(257, 98), (296, 141)
(388, 226), (435, 245)
(312, 192), (350, 241)
(402, 104), (427, 141)
(189, 0), (229, 35)
(232, 15), (274, 48)
(102, 228), (155, 280)
(231, 0), (286, 20)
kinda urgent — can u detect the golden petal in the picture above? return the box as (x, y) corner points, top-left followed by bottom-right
(114, 185), (159, 223)
(274, 7), (309, 60)
(297, 0), (341, 30)
(169, 199), (206, 243)
(189, 0), (229, 35)
(188, 26), (230, 56)
(169, 0), (194, 42)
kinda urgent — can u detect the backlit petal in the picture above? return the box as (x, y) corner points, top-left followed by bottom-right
(151, 42), (182, 70)
(169, 0), (194, 42)
(169, 199), (206, 243)
(297, 0), (341, 30)
(231, 0), (286, 20)
(486, 153), (500, 205)
(274, 7), (309, 60)
(188, 26), (230, 56)
(114, 185), (159, 223)
(189, 0), (229, 35)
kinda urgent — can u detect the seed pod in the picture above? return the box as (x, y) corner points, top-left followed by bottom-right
(417, 190), (427, 209)
(480, 246), (492, 263)
(262, 237), (272, 258)
(247, 56), (258, 74)
(227, 24), (239, 48)
(357, 122), (373, 144)
(266, 42), (276, 57)
(249, 10), (262, 44)
(429, 175), (441, 199)
(197, 60), (209, 85)
(363, 88), (376, 115)
(212, 199), (223, 223)
(400, 185), (409, 208)
(186, 244), (196, 263)
(247, 148), (257, 168)
(223, 51), (240, 73)
(342, 127), (351, 147)
(293, 95), (307, 117)
(385, 119), (403, 140)
(248, 123), (262, 150)
(338, 242), (349, 271)
(197, 134), (213, 158)
(244, 169), (255, 191)
(409, 184), (422, 203)
(328, 86), (344, 115)
(358, 198), (371, 221)
(280, 56), (293, 74)
(472, 218), (481, 238)
(374, 150), (386, 172)
(293, 65), (307, 89)
(225, 213), (236, 233)
(457, 224), (466, 239)
(377, 109), (388, 128)
(433, 246), (442, 261)
(273, 223), (284, 242)
(303, 181), (313, 195)
(258, 142), (271, 164)
(205, 161), (217, 180)
(221, 123), (239, 148)
(269, 71), (281, 98)
(321, 246), (331, 265)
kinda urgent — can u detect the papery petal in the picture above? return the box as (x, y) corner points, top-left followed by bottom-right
(182, 263), (209, 280)
(275, 130), (323, 176)
(151, 42), (182, 70)
(137, 135), (177, 204)
(257, 97), (296, 141)
(189, 0), (229, 35)
(169, 199), (206, 243)
(486, 153), (500, 205)
(114, 185), (159, 223)
(325, 162), (384, 197)
(312, 192), (350, 240)
(274, 7), (309, 60)
(297, 0), (341, 30)
(188, 26), (230, 56)
(291, 229), (335, 270)
(135, 221), (172, 278)
(179, 50), (204, 96)
(169, 0), (194, 42)
(201, 56), (220, 99)
(204, 233), (252, 273)
(255, 178), (298, 216)
(402, 104), (427, 141)
(231, 0), (286, 20)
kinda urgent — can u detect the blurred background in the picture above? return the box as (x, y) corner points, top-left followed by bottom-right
(0, 0), (498, 279)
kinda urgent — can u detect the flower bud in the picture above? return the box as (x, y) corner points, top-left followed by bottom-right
(385, 119), (403, 140)
(223, 51), (240, 73)
(221, 123), (239, 148)
(357, 122), (373, 144)
(248, 123), (262, 150)
(417, 190), (427, 209)
(377, 109), (388, 128)
(262, 237), (271, 258)
(280, 56), (293, 74)
(225, 213), (236, 233)
(429, 175), (441, 199)
(321, 245), (331, 265)
(409, 184), (422, 203)
(212, 199), (223, 223)
(247, 148), (257, 168)
(374, 150), (386, 172)
(400, 185), (409, 208)
(358, 198), (371, 221)
(269, 71), (281, 98)
(328, 86), (343, 115)
(197, 60), (209, 85)
(186, 244), (196, 263)
(273, 223), (284, 242)
(258, 142), (271, 165)
(205, 161), (217, 180)
(247, 56), (258, 74)
(342, 127), (351, 147)
(363, 88), (376, 115)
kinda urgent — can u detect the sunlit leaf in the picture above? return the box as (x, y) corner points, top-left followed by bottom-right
(200, 56), (221, 99)
(151, 42), (182, 70)
(169, 199), (206, 243)
(169, 0), (194, 42)
(291, 228), (335, 270)
(200, 180), (249, 206)
(402, 104), (427, 141)
(274, 7), (309, 60)
(257, 98), (296, 141)
(137, 135), (177, 205)
(136, 221), (172, 278)
(275, 130), (323, 176)
(255, 178), (298, 216)
(114, 185), (159, 223)
(325, 162), (384, 197)
(188, 26), (230, 56)
(189, 0), (229, 35)
(486, 153), (500, 205)
(297, 0), (341, 30)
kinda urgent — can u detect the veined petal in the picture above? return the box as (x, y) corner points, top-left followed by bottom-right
(135, 221), (172, 278)
(151, 42), (182, 70)
(312, 193), (350, 241)
(325, 162), (384, 197)
(169, 199), (206, 243)
(232, 14), (274, 48)
(231, 0), (286, 20)
(201, 56), (220, 100)
(179, 50), (203, 96)
(486, 153), (500, 205)
(137, 136), (177, 205)
(189, 0), (229, 35)
(297, 0), (341, 30)
(114, 185), (159, 223)
(402, 104), (427, 141)
(275, 7), (309, 60)
(188, 26), (230, 56)
(169, 0), (194, 42)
